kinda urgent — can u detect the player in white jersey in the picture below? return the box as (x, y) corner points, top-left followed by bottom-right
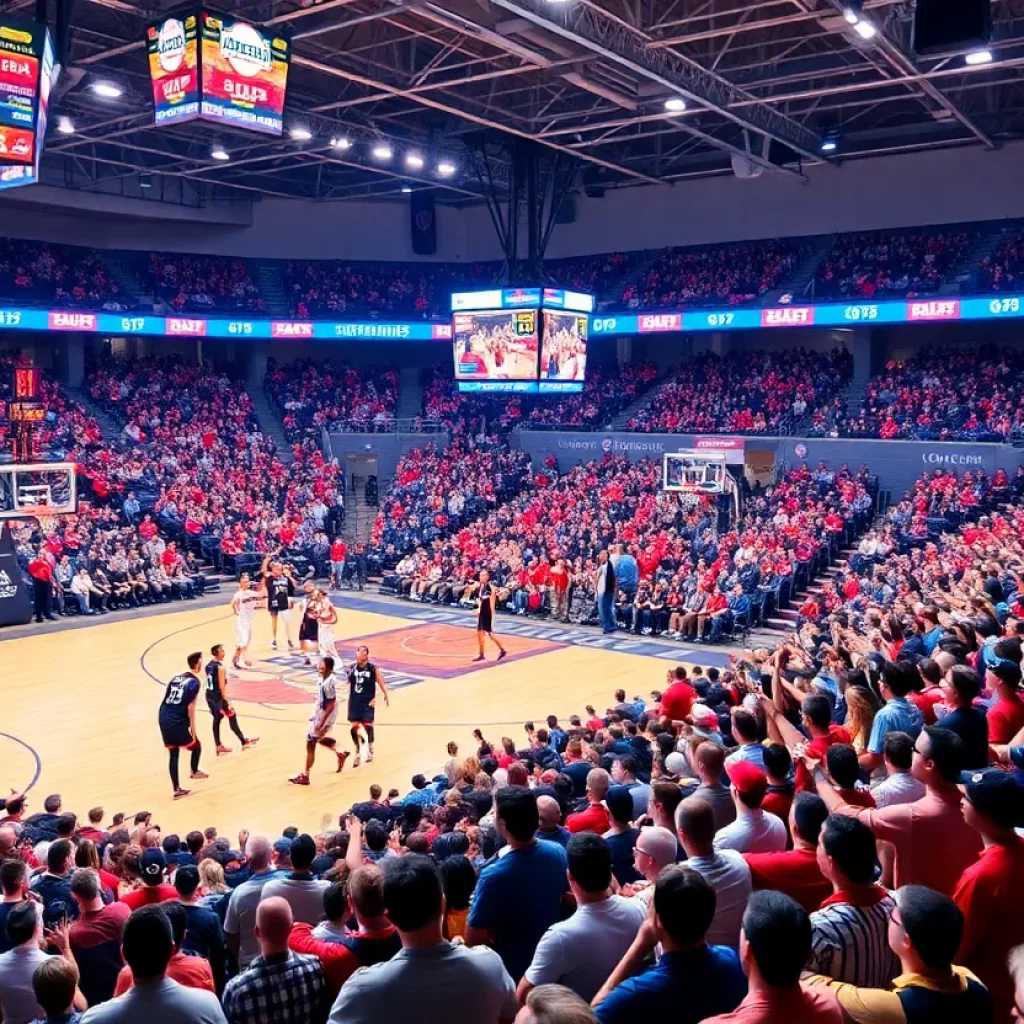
(231, 573), (265, 669)
(317, 594), (340, 663)
(289, 655), (349, 785)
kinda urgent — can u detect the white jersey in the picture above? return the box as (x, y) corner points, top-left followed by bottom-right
(234, 589), (263, 619)
(309, 671), (339, 739)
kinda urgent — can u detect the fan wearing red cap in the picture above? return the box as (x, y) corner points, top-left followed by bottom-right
(713, 761), (787, 855)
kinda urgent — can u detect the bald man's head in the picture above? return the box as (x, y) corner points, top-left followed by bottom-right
(536, 796), (561, 830)
(0, 827), (15, 857)
(586, 768), (610, 802)
(245, 835), (271, 871)
(255, 896), (293, 953)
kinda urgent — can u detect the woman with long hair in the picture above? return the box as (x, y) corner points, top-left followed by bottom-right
(844, 686), (879, 754)
(75, 839), (120, 901)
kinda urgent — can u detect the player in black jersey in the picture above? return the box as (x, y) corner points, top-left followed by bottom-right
(158, 652), (208, 800)
(205, 644), (259, 756)
(261, 554), (297, 651)
(473, 569), (508, 663)
(347, 645), (389, 766)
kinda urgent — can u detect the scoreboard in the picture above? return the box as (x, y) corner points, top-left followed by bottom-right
(146, 8), (291, 135)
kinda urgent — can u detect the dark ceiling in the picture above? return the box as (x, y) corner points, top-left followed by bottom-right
(27, 0), (1024, 205)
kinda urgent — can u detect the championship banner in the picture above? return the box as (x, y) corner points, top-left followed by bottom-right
(147, 14), (200, 125)
(200, 11), (290, 135)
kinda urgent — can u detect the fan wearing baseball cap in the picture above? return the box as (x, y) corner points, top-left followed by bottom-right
(121, 849), (178, 910)
(953, 769), (1024, 1021)
(714, 761), (787, 855)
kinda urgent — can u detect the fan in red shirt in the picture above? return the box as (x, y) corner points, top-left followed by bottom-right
(744, 792), (832, 912)
(120, 849), (177, 910)
(566, 768), (611, 834)
(953, 769), (1024, 1022)
(985, 662), (1024, 752)
(764, 691), (851, 794)
(660, 667), (696, 723)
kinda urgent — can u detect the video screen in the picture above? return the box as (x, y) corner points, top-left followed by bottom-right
(539, 310), (588, 393)
(147, 14), (200, 125)
(0, 16), (43, 167)
(453, 309), (540, 393)
(200, 11), (290, 135)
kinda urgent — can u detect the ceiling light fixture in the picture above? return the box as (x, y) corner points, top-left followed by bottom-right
(964, 48), (993, 65)
(289, 126), (313, 141)
(329, 136), (351, 150)
(401, 185), (413, 193)
(852, 18), (877, 39)
(91, 81), (123, 99)
(210, 141), (230, 161)
(405, 151), (424, 169)
(663, 97), (686, 113)
(372, 142), (393, 160)
(436, 160), (456, 176)
(56, 115), (75, 134)
(139, 172), (153, 189)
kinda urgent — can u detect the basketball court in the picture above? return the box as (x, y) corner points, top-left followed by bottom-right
(0, 593), (733, 837)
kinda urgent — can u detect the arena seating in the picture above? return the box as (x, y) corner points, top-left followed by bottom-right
(834, 345), (1024, 441)
(264, 359), (400, 440)
(149, 253), (265, 314)
(975, 229), (1024, 293)
(626, 348), (852, 434)
(619, 239), (808, 309)
(0, 238), (131, 310)
(814, 227), (972, 299)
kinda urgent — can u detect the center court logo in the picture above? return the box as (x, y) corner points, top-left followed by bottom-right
(221, 22), (271, 77)
(157, 19), (186, 72)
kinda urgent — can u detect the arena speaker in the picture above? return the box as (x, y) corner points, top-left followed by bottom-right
(912, 0), (990, 55)
(410, 190), (437, 256)
(730, 130), (770, 180)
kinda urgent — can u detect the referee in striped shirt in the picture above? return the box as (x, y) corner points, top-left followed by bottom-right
(807, 815), (900, 988)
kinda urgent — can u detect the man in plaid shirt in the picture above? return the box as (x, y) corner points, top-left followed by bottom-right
(222, 897), (327, 1024)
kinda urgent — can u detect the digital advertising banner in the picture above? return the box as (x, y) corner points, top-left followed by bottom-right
(0, 18), (54, 192)
(147, 13), (200, 125)
(200, 11), (290, 134)
(539, 310), (588, 393)
(453, 309), (540, 393)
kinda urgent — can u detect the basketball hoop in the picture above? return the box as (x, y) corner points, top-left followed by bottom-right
(35, 515), (57, 536)
(676, 492), (702, 513)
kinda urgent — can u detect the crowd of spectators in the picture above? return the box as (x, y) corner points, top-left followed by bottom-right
(627, 348), (851, 435)
(619, 240), (807, 310)
(975, 229), (1024, 293)
(149, 254), (264, 314)
(376, 456), (876, 645)
(3, 630), (1024, 1023)
(809, 345), (1024, 441)
(264, 359), (400, 440)
(0, 240), (130, 311)
(544, 251), (645, 299)
(814, 229), (972, 299)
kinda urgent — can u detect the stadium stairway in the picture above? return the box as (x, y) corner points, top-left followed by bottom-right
(254, 262), (290, 317)
(98, 252), (150, 310)
(609, 369), (674, 429)
(63, 386), (129, 445)
(767, 234), (837, 303)
(958, 220), (1024, 290)
(397, 366), (422, 420)
(246, 385), (294, 466)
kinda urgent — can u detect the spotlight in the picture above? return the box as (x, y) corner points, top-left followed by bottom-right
(965, 48), (993, 65)
(289, 126), (313, 141)
(372, 142), (393, 160)
(401, 185), (413, 193)
(210, 141), (230, 161)
(405, 151), (424, 170)
(842, 6), (859, 24)
(139, 172), (153, 189)
(663, 97), (686, 113)
(820, 126), (841, 153)
(91, 80), (123, 99)
(853, 19), (876, 39)
(330, 136), (351, 150)
(56, 115), (75, 135)
(436, 160), (456, 177)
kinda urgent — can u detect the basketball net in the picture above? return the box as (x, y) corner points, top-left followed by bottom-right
(676, 491), (702, 513)
(35, 515), (57, 536)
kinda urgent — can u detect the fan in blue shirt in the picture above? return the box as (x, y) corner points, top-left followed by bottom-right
(593, 864), (746, 1023)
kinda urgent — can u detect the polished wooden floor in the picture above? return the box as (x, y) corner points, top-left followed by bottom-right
(2, 602), (694, 836)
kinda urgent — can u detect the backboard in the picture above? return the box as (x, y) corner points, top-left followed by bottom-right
(662, 450), (728, 493)
(0, 462), (77, 520)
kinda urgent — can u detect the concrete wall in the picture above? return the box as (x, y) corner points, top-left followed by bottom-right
(2, 141), (1022, 262)
(327, 431), (450, 484)
(517, 430), (1024, 499)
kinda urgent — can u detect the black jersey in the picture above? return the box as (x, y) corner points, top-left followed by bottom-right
(264, 573), (294, 611)
(160, 672), (201, 726)
(348, 662), (377, 699)
(205, 659), (223, 703)
(479, 581), (493, 606)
